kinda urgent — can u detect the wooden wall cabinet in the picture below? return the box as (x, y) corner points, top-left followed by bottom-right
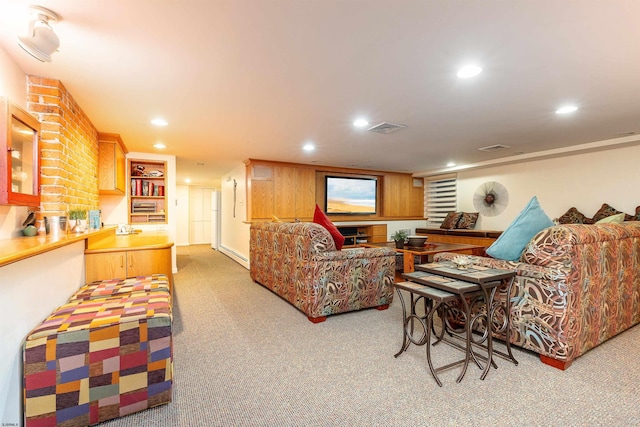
(336, 224), (388, 247)
(246, 160), (315, 221)
(245, 159), (425, 222)
(98, 132), (127, 195)
(128, 159), (167, 224)
(85, 247), (172, 283)
(382, 175), (424, 217)
(0, 97), (41, 207)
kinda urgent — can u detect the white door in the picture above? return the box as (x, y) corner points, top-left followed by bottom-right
(189, 187), (214, 245)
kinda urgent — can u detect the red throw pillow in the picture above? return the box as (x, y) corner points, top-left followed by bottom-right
(313, 204), (345, 250)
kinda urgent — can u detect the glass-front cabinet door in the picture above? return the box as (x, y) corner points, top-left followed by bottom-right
(1, 97), (41, 207)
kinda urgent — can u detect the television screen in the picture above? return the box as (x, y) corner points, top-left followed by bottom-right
(325, 176), (377, 215)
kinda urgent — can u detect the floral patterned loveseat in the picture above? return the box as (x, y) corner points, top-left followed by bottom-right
(250, 221), (396, 323)
(435, 221), (640, 369)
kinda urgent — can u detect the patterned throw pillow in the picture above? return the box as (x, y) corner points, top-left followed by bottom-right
(440, 212), (462, 229)
(456, 212), (479, 229)
(592, 203), (633, 222)
(557, 207), (594, 224)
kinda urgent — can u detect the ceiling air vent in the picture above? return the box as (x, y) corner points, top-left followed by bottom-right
(478, 144), (511, 152)
(367, 122), (407, 134)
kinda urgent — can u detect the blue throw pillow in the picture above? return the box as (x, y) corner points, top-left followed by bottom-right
(486, 196), (554, 261)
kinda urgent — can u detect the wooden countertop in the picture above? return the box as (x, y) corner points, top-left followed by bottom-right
(0, 227), (115, 268)
(0, 227), (174, 267)
(84, 231), (174, 254)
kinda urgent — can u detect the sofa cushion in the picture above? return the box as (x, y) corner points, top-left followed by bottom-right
(456, 212), (479, 229)
(440, 212), (462, 229)
(486, 196), (554, 261)
(592, 203), (633, 222)
(557, 207), (594, 224)
(313, 204), (345, 250)
(595, 212), (625, 224)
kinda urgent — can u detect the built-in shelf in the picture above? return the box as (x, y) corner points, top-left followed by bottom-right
(128, 159), (167, 224)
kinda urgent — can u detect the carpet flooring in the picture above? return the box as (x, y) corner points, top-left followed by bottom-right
(103, 244), (640, 426)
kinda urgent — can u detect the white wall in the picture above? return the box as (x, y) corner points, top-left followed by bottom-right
(0, 46), (29, 241)
(175, 185), (190, 246)
(219, 164), (250, 268)
(0, 242), (86, 425)
(0, 46), (26, 108)
(455, 144), (640, 230)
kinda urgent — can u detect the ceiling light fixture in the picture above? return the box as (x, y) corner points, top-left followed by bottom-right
(353, 118), (369, 128)
(457, 64), (482, 79)
(446, 162), (456, 167)
(185, 178), (191, 184)
(151, 118), (168, 126)
(556, 105), (578, 114)
(153, 143), (166, 149)
(17, 6), (61, 63)
(303, 143), (315, 152)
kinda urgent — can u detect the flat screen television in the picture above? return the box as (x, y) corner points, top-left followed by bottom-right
(325, 175), (377, 215)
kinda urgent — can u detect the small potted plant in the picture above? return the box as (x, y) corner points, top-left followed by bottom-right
(391, 229), (408, 249)
(68, 209), (87, 233)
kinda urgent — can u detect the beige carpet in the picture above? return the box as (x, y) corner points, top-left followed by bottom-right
(103, 244), (640, 426)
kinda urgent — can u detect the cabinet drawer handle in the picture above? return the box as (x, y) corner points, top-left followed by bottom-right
(120, 255), (124, 268)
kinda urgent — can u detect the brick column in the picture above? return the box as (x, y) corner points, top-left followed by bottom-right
(27, 76), (100, 216)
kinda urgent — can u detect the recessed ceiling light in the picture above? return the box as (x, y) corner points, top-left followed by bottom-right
(185, 178), (191, 184)
(303, 143), (315, 152)
(556, 105), (578, 114)
(446, 162), (456, 167)
(457, 64), (482, 79)
(153, 142), (166, 149)
(151, 118), (168, 126)
(353, 118), (369, 128)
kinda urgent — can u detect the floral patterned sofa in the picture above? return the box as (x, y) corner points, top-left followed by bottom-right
(435, 221), (640, 369)
(250, 222), (396, 323)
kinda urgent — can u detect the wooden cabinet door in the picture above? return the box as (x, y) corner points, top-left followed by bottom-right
(370, 224), (388, 243)
(127, 248), (172, 279)
(274, 166), (296, 219)
(114, 143), (126, 193)
(274, 166), (315, 220)
(383, 175), (423, 217)
(85, 252), (127, 283)
(98, 134), (127, 195)
(295, 167), (316, 220)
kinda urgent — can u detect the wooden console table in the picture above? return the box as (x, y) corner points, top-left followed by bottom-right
(361, 241), (484, 273)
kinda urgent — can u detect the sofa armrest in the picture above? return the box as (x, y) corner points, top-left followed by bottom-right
(433, 252), (565, 281)
(311, 247), (396, 262)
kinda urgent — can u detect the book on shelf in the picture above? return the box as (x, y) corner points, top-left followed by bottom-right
(142, 181), (149, 196)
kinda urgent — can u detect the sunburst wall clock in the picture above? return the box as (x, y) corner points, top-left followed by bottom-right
(472, 181), (509, 217)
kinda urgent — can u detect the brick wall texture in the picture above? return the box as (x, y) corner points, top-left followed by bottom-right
(27, 76), (99, 216)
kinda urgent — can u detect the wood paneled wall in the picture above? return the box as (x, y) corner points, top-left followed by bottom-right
(245, 159), (424, 222)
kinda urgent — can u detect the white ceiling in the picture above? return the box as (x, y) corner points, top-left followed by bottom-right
(1, 1), (639, 187)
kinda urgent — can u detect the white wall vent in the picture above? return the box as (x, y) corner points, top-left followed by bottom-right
(478, 144), (511, 152)
(367, 122), (407, 134)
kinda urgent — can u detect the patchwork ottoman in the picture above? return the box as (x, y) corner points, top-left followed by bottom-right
(70, 274), (171, 302)
(23, 289), (173, 426)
